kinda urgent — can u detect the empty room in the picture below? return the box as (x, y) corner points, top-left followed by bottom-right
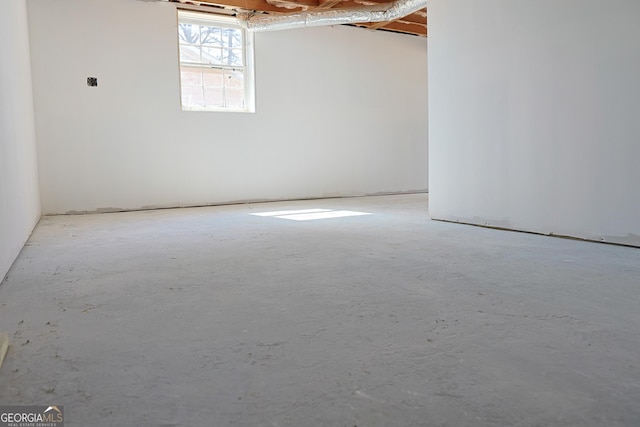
(1, 0), (638, 426)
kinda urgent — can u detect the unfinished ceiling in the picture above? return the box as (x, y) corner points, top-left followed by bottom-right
(165, 0), (427, 36)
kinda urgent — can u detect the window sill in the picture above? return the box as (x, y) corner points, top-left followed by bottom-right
(181, 106), (255, 113)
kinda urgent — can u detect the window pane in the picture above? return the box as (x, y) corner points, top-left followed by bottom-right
(200, 26), (222, 46)
(179, 45), (200, 63)
(181, 65), (204, 108)
(203, 68), (224, 107)
(180, 66), (202, 86)
(221, 28), (242, 48)
(224, 69), (244, 109)
(203, 67), (223, 87)
(221, 49), (243, 66)
(202, 47), (222, 65)
(204, 87), (225, 108)
(178, 23), (200, 44)
(233, 49), (244, 66)
(182, 86), (204, 108)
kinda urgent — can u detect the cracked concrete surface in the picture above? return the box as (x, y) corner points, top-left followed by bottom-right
(0, 194), (639, 426)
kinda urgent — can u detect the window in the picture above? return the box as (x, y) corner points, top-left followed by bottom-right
(177, 11), (255, 112)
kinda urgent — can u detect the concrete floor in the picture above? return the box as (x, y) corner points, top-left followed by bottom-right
(0, 194), (639, 426)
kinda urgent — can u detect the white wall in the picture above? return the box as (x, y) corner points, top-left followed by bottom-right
(27, 0), (428, 215)
(429, 0), (640, 246)
(0, 1), (41, 280)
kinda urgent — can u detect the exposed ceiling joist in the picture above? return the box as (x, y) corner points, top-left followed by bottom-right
(356, 19), (425, 35)
(317, 0), (343, 9)
(172, 0), (305, 13)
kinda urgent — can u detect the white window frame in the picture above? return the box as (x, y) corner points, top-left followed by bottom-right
(177, 10), (255, 113)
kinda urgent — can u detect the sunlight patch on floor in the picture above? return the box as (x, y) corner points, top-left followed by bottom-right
(251, 209), (372, 221)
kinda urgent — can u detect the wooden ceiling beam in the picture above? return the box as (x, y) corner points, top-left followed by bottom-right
(316, 0), (343, 9)
(176, 0), (306, 13)
(363, 13), (425, 27)
(356, 19), (426, 36)
(266, 0), (320, 8)
(397, 13), (426, 25)
(368, 21), (390, 30)
(351, 0), (405, 5)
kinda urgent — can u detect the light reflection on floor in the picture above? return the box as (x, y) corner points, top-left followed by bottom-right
(251, 208), (372, 221)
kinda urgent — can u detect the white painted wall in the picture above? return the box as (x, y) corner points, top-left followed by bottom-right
(429, 0), (640, 246)
(0, 1), (41, 280)
(27, 0), (428, 215)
